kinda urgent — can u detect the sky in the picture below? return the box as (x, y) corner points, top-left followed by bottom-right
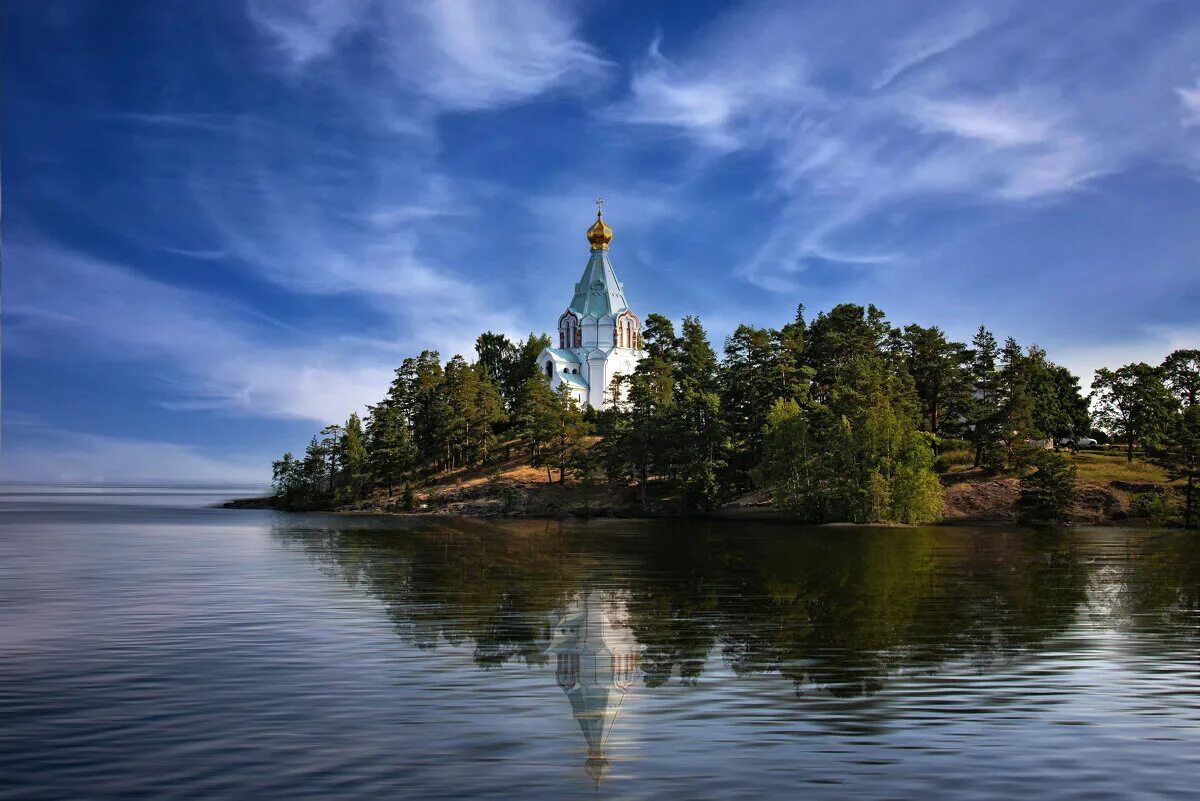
(4, 0), (1199, 485)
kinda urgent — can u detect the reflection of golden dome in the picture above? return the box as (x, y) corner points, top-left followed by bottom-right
(584, 755), (609, 787)
(587, 211), (612, 251)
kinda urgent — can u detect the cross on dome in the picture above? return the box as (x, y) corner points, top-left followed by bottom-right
(586, 197), (613, 250)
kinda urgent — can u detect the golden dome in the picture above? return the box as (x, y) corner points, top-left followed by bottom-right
(586, 202), (612, 250)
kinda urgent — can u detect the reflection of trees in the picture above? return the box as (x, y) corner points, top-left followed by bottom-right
(273, 518), (1194, 698)
(275, 518), (587, 668)
(622, 525), (1091, 697)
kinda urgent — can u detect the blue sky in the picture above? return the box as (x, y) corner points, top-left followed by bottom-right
(5, 0), (1199, 484)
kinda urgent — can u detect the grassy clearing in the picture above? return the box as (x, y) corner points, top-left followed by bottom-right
(941, 446), (975, 473)
(1065, 448), (1170, 485)
(939, 445), (1172, 488)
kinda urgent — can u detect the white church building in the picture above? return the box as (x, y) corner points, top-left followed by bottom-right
(537, 201), (644, 410)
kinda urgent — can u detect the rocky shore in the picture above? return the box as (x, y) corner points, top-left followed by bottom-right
(224, 464), (1167, 525)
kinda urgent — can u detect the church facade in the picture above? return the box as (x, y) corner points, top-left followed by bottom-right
(536, 202), (644, 410)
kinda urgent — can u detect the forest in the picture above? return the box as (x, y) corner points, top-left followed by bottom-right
(270, 303), (1200, 527)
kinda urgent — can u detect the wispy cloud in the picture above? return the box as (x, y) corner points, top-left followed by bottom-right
(906, 94), (1062, 148)
(6, 241), (401, 424)
(613, 23), (812, 152)
(244, 0), (372, 71)
(611, 1), (1200, 290)
(871, 6), (996, 90)
(246, 0), (610, 112)
(1179, 80), (1200, 126)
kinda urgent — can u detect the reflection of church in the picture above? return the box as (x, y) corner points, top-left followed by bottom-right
(546, 589), (640, 786)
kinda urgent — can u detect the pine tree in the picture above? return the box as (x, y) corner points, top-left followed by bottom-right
(365, 403), (416, 497)
(674, 316), (725, 511)
(341, 412), (367, 500)
(475, 332), (516, 387)
(550, 387), (590, 483)
(997, 338), (1036, 469)
(901, 324), (970, 442)
(616, 315), (679, 510)
(1017, 451), (1078, 523)
(1163, 404), (1200, 527)
(411, 351), (450, 469)
(1163, 349), (1200, 409)
(967, 326), (1003, 470)
(472, 365), (507, 463)
(515, 374), (560, 482)
(271, 452), (304, 507)
(1023, 346), (1091, 443)
(443, 355), (479, 469)
(301, 435), (329, 507)
(318, 424), (344, 495)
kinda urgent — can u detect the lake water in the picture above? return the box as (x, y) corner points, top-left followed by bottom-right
(2, 487), (1198, 799)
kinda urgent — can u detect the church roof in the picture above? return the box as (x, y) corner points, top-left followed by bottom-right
(559, 372), (589, 390)
(544, 348), (581, 363)
(567, 248), (630, 320)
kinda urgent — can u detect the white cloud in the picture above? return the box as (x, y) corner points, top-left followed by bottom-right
(245, 0), (370, 70)
(1179, 81), (1200, 126)
(6, 241), (399, 424)
(168, 122), (522, 354)
(391, 2), (610, 111)
(246, 0), (609, 112)
(610, 2), (1200, 289)
(907, 95), (1061, 147)
(614, 27), (812, 151)
(872, 6), (996, 90)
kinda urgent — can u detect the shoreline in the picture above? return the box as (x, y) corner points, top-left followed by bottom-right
(217, 495), (1172, 528)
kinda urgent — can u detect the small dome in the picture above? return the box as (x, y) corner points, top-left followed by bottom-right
(586, 211), (612, 251)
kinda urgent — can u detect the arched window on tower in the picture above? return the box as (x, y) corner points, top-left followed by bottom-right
(560, 312), (580, 351)
(546, 362), (554, 379)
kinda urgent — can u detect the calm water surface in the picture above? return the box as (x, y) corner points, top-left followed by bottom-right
(2, 487), (1198, 799)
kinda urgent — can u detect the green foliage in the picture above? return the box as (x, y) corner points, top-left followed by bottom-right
(997, 338), (1037, 469)
(1128, 490), (1174, 522)
(758, 393), (943, 525)
(719, 307), (809, 493)
(964, 331), (1091, 473)
(753, 304), (940, 524)
(270, 299), (1194, 531)
(548, 387), (590, 484)
(1092, 363), (1179, 462)
(1025, 346), (1091, 441)
(966, 326), (1003, 468)
(342, 412), (368, 500)
(1162, 348), (1200, 409)
(673, 317), (727, 511)
(514, 373), (561, 481)
(1017, 451), (1078, 523)
(1156, 403), (1200, 527)
(365, 402), (416, 495)
(475, 331), (552, 413)
(902, 323), (970, 440)
(271, 452), (304, 508)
